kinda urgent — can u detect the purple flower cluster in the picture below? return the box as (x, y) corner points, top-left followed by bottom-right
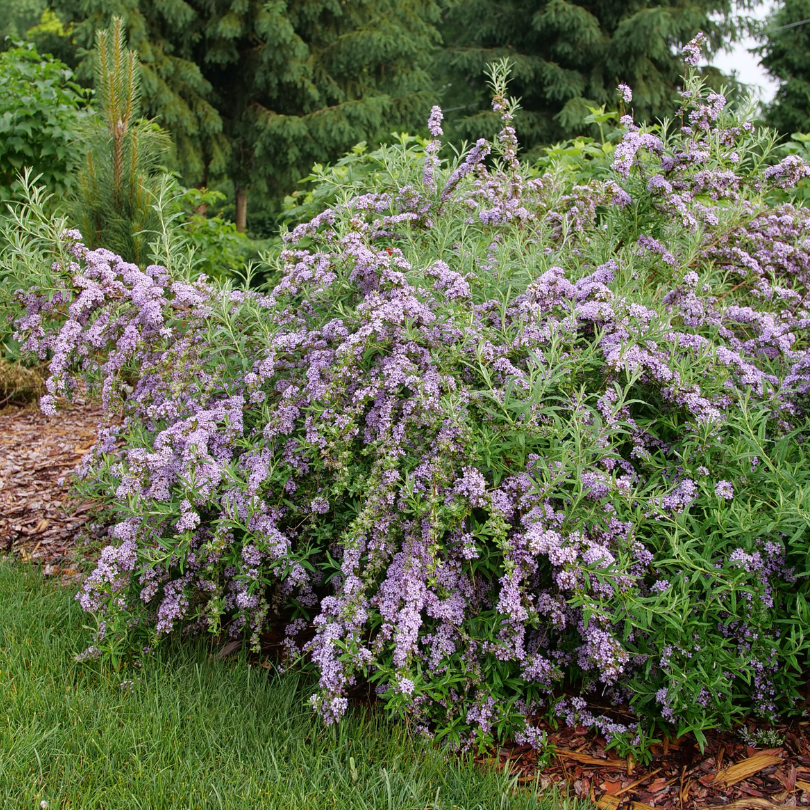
(682, 33), (707, 67)
(763, 155), (810, 189)
(423, 105), (444, 191)
(617, 84), (632, 104)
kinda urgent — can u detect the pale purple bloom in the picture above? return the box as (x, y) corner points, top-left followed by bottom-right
(427, 105), (443, 138)
(682, 33), (707, 67)
(763, 155), (810, 189)
(715, 480), (734, 500)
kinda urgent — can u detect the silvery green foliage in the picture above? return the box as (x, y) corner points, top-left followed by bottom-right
(10, 47), (810, 754)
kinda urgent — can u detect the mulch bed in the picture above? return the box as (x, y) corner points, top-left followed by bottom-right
(0, 396), (104, 581)
(483, 719), (810, 809)
(2, 399), (810, 808)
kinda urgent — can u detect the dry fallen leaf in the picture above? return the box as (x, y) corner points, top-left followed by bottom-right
(714, 754), (783, 787)
(776, 765), (797, 793)
(616, 768), (664, 797)
(597, 795), (620, 810)
(558, 749), (627, 770)
(215, 639), (242, 659)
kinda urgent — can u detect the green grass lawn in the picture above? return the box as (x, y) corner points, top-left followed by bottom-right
(0, 562), (574, 809)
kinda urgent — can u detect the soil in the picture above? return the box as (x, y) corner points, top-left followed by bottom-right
(2, 397), (810, 808)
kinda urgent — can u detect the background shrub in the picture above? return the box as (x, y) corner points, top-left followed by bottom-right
(0, 41), (88, 202)
(173, 186), (264, 281)
(7, 47), (810, 755)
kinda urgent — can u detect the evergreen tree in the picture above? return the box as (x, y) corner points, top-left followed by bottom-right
(197, 0), (441, 231)
(436, 0), (754, 156)
(760, 0), (810, 135)
(0, 0), (47, 46)
(54, 0), (229, 187)
(71, 17), (171, 265)
(55, 0), (442, 231)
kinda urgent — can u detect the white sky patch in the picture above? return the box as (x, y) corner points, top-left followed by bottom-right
(704, 1), (780, 102)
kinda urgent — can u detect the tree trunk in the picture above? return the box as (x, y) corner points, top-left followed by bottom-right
(194, 166), (209, 217)
(235, 185), (248, 233)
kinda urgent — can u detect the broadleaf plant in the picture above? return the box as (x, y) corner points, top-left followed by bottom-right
(0, 41), (89, 202)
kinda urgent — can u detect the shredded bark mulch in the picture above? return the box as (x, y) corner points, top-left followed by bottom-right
(0, 396), (103, 580)
(476, 714), (810, 808)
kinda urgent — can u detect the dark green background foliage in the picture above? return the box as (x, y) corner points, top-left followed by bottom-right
(761, 0), (810, 135)
(3, 0), (810, 238)
(175, 186), (263, 279)
(53, 0), (442, 224)
(436, 0), (751, 156)
(0, 0), (47, 42)
(0, 42), (88, 201)
(194, 0), (441, 199)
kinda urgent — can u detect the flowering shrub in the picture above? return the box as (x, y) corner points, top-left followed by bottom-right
(8, 47), (810, 753)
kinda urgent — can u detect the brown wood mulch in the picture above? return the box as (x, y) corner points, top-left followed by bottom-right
(2, 399), (810, 808)
(477, 718), (810, 809)
(0, 396), (104, 580)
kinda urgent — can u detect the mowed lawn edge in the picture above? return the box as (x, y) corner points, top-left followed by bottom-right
(0, 562), (578, 810)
